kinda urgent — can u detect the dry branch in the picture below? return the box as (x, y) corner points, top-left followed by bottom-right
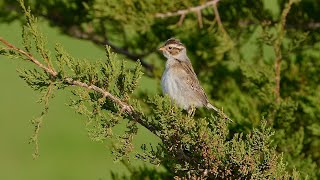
(155, 0), (220, 19)
(155, 0), (223, 29)
(212, 2), (226, 35)
(155, 0), (232, 42)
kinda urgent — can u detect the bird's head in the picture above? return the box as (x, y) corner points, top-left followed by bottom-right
(159, 38), (188, 60)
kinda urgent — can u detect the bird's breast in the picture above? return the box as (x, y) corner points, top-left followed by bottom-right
(162, 66), (182, 93)
(161, 67), (190, 109)
(161, 60), (207, 110)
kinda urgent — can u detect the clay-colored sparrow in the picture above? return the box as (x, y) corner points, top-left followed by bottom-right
(159, 38), (219, 115)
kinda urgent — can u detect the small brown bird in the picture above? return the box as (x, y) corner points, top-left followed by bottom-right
(159, 38), (219, 115)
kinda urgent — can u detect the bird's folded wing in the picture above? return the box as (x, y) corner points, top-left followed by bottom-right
(178, 60), (209, 104)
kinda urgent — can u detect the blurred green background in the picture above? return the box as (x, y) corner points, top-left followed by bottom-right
(1, 0), (320, 179)
(0, 20), (158, 180)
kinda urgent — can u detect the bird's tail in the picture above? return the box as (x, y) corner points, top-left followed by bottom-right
(206, 103), (232, 122)
(206, 103), (219, 113)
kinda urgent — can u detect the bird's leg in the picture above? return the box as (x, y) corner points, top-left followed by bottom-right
(187, 106), (196, 117)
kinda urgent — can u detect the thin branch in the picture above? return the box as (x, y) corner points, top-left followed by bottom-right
(65, 78), (132, 113)
(0, 37), (58, 76)
(196, 9), (203, 28)
(30, 82), (54, 159)
(274, 0), (295, 104)
(155, 0), (320, 32)
(177, 14), (186, 27)
(64, 78), (157, 132)
(155, 0), (233, 43)
(212, 2), (227, 36)
(155, 0), (221, 29)
(155, 0), (220, 19)
(0, 37), (157, 133)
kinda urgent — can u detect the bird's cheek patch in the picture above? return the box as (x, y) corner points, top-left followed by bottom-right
(169, 49), (179, 55)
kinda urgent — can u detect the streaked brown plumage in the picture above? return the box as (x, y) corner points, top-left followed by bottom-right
(159, 38), (218, 114)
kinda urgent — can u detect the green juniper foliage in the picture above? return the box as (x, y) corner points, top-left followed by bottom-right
(1, 0), (320, 179)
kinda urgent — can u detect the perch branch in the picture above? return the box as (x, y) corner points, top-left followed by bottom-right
(0, 37), (157, 133)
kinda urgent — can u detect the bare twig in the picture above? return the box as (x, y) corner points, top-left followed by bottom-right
(65, 78), (157, 132)
(274, 0), (295, 104)
(64, 78), (133, 113)
(0, 37), (157, 133)
(177, 14), (186, 27)
(0, 37), (58, 76)
(212, 2), (225, 36)
(155, 0), (220, 29)
(155, 0), (220, 19)
(211, 1), (233, 45)
(155, 0), (233, 43)
(196, 9), (203, 28)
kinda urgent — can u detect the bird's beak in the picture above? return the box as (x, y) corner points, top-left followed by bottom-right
(158, 46), (165, 51)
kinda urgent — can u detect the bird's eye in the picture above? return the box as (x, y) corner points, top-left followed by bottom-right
(168, 46), (172, 50)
